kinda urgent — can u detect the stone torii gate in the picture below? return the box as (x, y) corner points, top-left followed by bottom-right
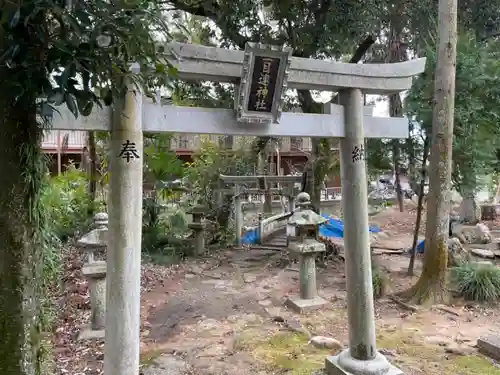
(49, 43), (425, 375)
(218, 174), (303, 245)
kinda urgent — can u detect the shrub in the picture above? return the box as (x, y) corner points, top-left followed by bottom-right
(372, 266), (389, 299)
(142, 195), (191, 260)
(41, 164), (97, 241)
(183, 140), (255, 248)
(451, 262), (500, 302)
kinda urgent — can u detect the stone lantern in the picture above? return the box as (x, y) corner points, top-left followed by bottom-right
(76, 212), (108, 340)
(285, 192), (328, 313)
(188, 205), (207, 255)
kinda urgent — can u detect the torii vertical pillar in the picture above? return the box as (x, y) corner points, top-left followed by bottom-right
(104, 64), (143, 375)
(234, 184), (243, 246)
(325, 93), (403, 375)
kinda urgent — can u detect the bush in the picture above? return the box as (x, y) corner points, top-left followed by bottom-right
(142, 195), (191, 260)
(41, 164), (97, 241)
(451, 262), (500, 302)
(38, 164), (102, 327)
(183, 140), (255, 248)
(372, 266), (388, 299)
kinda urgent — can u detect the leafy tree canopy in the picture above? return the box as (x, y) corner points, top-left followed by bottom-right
(0, 0), (171, 116)
(406, 33), (500, 193)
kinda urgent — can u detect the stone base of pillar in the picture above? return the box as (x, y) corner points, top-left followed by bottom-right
(78, 325), (105, 341)
(325, 349), (403, 375)
(285, 295), (328, 313)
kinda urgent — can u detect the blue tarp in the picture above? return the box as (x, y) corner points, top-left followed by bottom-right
(318, 214), (380, 239)
(241, 214), (381, 245)
(241, 227), (259, 245)
(416, 240), (425, 253)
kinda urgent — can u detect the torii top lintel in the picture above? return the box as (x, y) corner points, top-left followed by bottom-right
(167, 42), (426, 95)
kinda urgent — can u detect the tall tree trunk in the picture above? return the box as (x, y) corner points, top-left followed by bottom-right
(408, 135), (430, 276)
(392, 142), (404, 211)
(407, 123), (417, 192)
(388, 22), (407, 212)
(215, 136), (235, 232)
(0, 98), (43, 374)
(296, 91), (322, 213)
(88, 131), (98, 208)
(311, 138), (322, 212)
(257, 151), (273, 215)
(407, 0), (457, 304)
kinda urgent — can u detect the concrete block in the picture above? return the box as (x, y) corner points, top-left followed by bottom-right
(78, 325), (105, 341)
(325, 349), (403, 375)
(285, 296), (328, 313)
(478, 334), (500, 361)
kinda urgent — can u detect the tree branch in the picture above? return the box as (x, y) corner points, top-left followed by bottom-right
(167, 0), (250, 49)
(350, 35), (377, 64)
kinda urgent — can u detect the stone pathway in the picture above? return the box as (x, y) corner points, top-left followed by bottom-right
(138, 247), (500, 375)
(139, 249), (346, 375)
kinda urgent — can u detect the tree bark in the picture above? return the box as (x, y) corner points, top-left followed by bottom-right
(388, 22), (407, 213)
(88, 131), (98, 208)
(0, 98), (42, 374)
(408, 135), (430, 276)
(392, 142), (405, 211)
(407, 0), (457, 304)
(261, 152), (273, 215)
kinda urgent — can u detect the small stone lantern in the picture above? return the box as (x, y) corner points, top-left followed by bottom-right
(76, 212), (108, 340)
(188, 205), (206, 255)
(285, 192), (328, 313)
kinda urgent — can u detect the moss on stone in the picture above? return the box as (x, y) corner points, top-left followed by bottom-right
(251, 332), (330, 375)
(139, 348), (163, 367)
(377, 329), (500, 374)
(234, 321), (499, 375)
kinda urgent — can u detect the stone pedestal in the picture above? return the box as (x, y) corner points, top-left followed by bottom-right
(285, 194), (328, 314)
(188, 206), (206, 255)
(325, 349), (403, 375)
(76, 212), (108, 341)
(285, 239), (328, 313)
(79, 261), (107, 339)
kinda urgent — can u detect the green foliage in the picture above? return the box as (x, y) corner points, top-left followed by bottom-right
(366, 139), (393, 174)
(141, 132), (190, 260)
(41, 164), (97, 241)
(451, 262), (500, 303)
(142, 197), (190, 262)
(184, 140), (255, 247)
(144, 134), (184, 182)
(372, 266), (388, 299)
(406, 33), (500, 194)
(185, 140), (254, 207)
(0, 0), (172, 119)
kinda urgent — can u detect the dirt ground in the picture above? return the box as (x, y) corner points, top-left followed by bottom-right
(54, 203), (500, 375)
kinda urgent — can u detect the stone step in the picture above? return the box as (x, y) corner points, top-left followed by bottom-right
(478, 334), (500, 361)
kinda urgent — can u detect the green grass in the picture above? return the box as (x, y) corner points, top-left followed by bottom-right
(250, 332), (331, 375)
(377, 329), (500, 374)
(239, 326), (500, 375)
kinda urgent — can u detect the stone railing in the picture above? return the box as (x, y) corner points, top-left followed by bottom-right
(259, 211), (293, 244)
(246, 188), (342, 204)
